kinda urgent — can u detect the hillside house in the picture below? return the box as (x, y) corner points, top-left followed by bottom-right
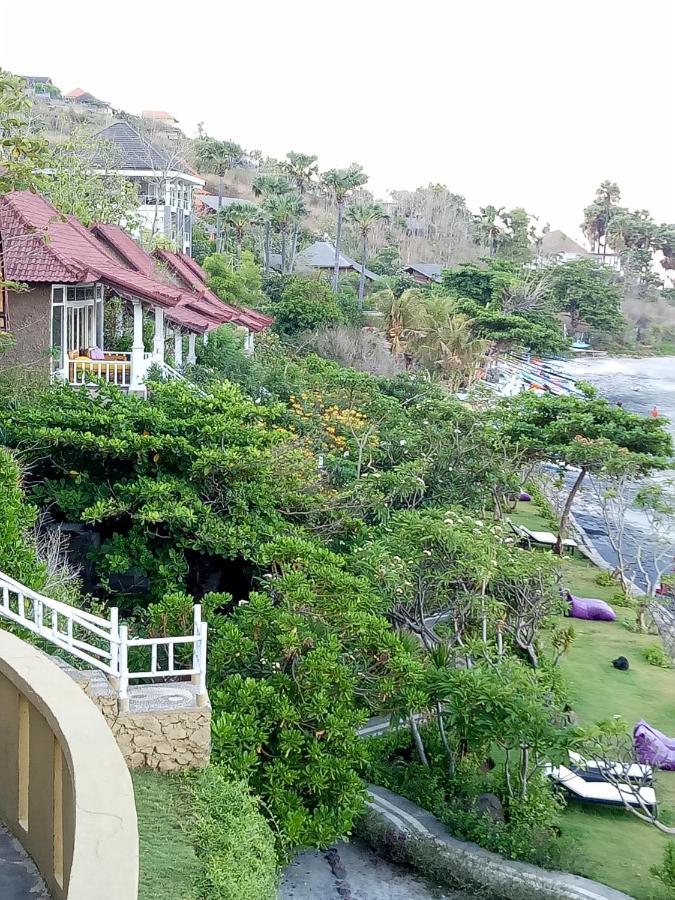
(536, 229), (622, 271)
(20, 75), (57, 95)
(402, 263), (443, 284)
(141, 110), (179, 129)
(0, 191), (271, 393)
(94, 121), (204, 255)
(64, 86), (113, 114)
(271, 240), (380, 281)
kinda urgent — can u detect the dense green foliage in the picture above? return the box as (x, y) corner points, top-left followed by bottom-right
(188, 769), (278, 899)
(0, 448), (45, 588)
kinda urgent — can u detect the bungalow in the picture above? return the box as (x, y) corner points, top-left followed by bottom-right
(271, 240), (379, 281)
(141, 110), (179, 129)
(64, 87), (113, 115)
(402, 263), (443, 284)
(0, 191), (271, 394)
(93, 121), (204, 255)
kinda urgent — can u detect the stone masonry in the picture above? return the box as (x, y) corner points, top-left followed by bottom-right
(51, 659), (211, 771)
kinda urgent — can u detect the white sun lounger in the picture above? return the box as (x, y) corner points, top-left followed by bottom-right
(509, 522), (578, 551)
(569, 751), (653, 784)
(544, 764), (657, 812)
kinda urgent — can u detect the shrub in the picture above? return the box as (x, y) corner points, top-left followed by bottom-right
(644, 644), (671, 668)
(0, 448), (46, 589)
(271, 277), (341, 336)
(651, 842), (675, 891)
(189, 768), (278, 900)
(595, 570), (616, 587)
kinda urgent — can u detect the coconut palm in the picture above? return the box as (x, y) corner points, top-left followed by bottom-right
(475, 206), (505, 257)
(321, 165), (368, 293)
(221, 202), (260, 264)
(372, 287), (429, 357)
(194, 137), (243, 251)
(408, 296), (486, 390)
(264, 192), (305, 273)
(345, 202), (388, 309)
(282, 153), (317, 272)
(252, 174), (293, 273)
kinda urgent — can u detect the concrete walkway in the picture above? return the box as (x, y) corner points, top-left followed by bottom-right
(279, 838), (468, 899)
(0, 825), (49, 899)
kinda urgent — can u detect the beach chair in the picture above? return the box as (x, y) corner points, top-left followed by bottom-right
(544, 764), (657, 813)
(507, 521), (578, 554)
(568, 751), (653, 785)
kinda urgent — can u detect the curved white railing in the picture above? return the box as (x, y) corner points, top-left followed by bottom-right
(0, 570), (207, 711)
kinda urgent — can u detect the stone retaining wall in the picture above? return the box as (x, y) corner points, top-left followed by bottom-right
(359, 784), (632, 900)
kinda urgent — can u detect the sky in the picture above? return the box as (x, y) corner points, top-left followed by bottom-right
(1, 0), (673, 241)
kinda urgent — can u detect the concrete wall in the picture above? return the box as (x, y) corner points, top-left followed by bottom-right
(0, 630), (139, 900)
(1, 285), (52, 377)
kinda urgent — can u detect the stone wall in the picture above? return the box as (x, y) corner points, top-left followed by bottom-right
(56, 662), (211, 772)
(106, 706), (211, 772)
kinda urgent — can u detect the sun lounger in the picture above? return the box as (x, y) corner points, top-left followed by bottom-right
(508, 521), (577, 552)
(544, 764), (657, 813)
(568, 751), (653, 784)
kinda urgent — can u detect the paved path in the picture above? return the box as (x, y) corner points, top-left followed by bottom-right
(279, 838), (468, 900)
(0, 824), (49, 899)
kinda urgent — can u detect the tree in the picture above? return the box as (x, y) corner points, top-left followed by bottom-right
(497, 393), (672, 554)
(475, 205), (505, 256)
(194, 137), (244, 252)
(345, 202), (388, 307)
(269, 276), (341, 335)
(407, 297), (486, 391)
(0, 70), (48, 319)
(220, 202), (260, 265)
(372, 287), (428, 356)
(263, 192), (304, 274)
(320, 165), (368, 293)
(39, 131), (140, 228)
(282, 151), (318, 195)
(252, 174), (293, 274)
(547, 258), (624, 336)
(582, 181), (621, 256)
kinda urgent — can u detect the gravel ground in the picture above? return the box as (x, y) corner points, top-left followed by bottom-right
(279, 839), (472, 900)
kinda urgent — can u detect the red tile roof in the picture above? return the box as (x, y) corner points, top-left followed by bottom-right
(0, 191), (271, 334)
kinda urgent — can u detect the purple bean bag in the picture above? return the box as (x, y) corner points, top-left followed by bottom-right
(566, 591), (616, 621)
(634, 720), (675, 770)
(519, 491), (532, 502)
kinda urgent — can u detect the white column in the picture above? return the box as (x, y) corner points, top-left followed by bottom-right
(202, 331), (209, 346)
(174, 329), (183, 367)
(244, 330), (255, 356)
(130, 300), (146, 394)
(152, 307), (165, 362)
(187, 332), (197, 365)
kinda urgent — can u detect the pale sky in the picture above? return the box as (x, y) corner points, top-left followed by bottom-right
(1, 0), (673, 240)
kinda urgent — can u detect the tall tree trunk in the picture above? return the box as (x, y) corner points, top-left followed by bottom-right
(216, 172), (224, 253)
(333, 201), (344, 294)
(235, 237), (242, 266)
(555, 466), (587, 555)
(288, 222), (299, 274)
(409, 715), (429, 767)
(281, 231), (288, 274)
(358, 231), (367, 310)
(264, 221), (271, 275)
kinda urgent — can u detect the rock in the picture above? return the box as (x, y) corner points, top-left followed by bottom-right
(613, 656), (630, 670)
(474, 793), (505, 823)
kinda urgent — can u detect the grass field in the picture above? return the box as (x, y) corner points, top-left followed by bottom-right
(132, 769), (199, 900)
(511, 502), (675, 899)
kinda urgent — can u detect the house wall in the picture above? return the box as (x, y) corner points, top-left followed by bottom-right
(1, 284), (52, 378)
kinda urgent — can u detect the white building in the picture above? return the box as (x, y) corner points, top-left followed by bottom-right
(94, 121), (204, 256)
(536, 229), (622, 272)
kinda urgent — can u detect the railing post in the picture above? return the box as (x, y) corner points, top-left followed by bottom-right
(196, 622), (208, 708)
(191, 604), (202, 686)
(118, 625), (129, 713)
(109, 607), (120, 690)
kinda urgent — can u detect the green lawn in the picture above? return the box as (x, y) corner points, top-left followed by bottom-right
(132, 769), (199, 900)
(512, 502), (675, 899)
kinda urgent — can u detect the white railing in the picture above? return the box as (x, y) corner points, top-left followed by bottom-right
(0, 570), (208, 711)
(69, 352), (132, 388)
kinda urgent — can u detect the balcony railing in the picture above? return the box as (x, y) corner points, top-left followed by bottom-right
(68, 351), (132, 387)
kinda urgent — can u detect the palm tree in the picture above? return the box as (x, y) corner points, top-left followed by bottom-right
(408, 296), (486, 390)
(345, 202), (388, 309)
(282, 152), (317, 272)
(252, 174), (292, 274)
(372, 287), (429, 357)
(194, 137), (243, 252)
(264, 192), (304, 273)
(320, 165), (368, 293)
(476, 206), (505, 256)
(221, 202), (260, 264)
